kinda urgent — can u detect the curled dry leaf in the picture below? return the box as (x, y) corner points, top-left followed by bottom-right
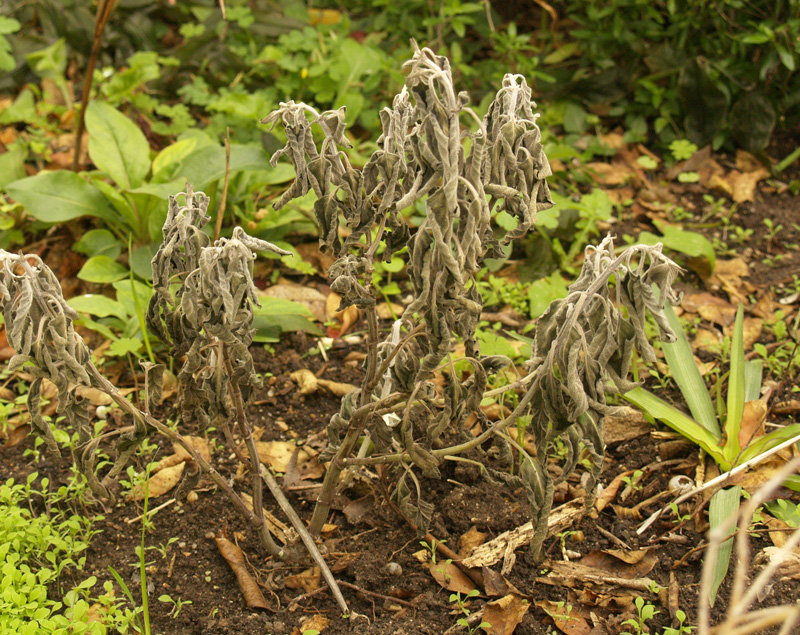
(376, 302), (405, 319)
(595, 470), (636, 513)
(239, 491), (290, 544)
(316, 378), (359, 396)
(537, 599), (591, 635)
(284, 566), (321, 593)
(214, 531), (269, 610)
(579, 549), (658, 579)
(602, 408), (650, 446)
(482, 594), (531, 635)
(130, 462), (185, 500)
(290, 369), (318, 395)
(738, 399), (768, 448)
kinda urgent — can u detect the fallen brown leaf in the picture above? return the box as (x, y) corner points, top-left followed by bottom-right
(579, 549), (657, 579)
(326, 292), (359, 338)
(602, 408), (651, 445)
(483, 594), (531, 635)
(239, 491), (290, 544)
(172, 435), (212, 463)
(682, 292), (737, 326)
(284, 566), (321, 593)
(376, 302), (405, 319)
(459, 526), (488, 559)
(293, 614), (330, 635)
(595, 470), (636, 513)
(130, 462), (185, 500)
(728, 168), (770, 203)
(215, 531), (269, 609)
(738, 399), (768, 448)
(428, 559), (476, 595)
(537, 599), (591, 635)
(256, 440), (313, 473)
(4, 423), (30, 447)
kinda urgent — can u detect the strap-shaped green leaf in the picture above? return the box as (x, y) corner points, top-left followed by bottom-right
(707, 486), (741, 606)
(624, 387), (727, 468)
(662, 303), (720, 437)
(723, 305), (745, 465)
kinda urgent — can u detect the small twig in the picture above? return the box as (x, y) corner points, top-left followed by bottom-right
(259, 465), (350, 616)
(72, 0), (117, 171)
(213, 129), (232, 242)
(167, 552), (177, 579)
(338, 580), (418, 608)
(638, 430), (800, 534)
(595, 525), (631, 550)
(125, 498), (176, 524)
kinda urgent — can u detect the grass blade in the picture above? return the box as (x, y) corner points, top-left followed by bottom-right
(743, 359), (762, 402)
(662, 303), (720, 437)
(724, 305), (745, 465)
(738, 424), (800, 464)
(707, 486), (741, 606)
(624, 387), (727, 467)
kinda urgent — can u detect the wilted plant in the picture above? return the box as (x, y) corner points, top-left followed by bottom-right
(264, 43), (683, 558)
(0, 186), (352, 614)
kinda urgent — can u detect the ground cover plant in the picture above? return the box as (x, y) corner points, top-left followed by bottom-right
(1, 2), (800, 634)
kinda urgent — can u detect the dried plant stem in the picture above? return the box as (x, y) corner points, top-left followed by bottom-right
(72, 0), (117, 172)
(258, 466), (349, 616)
(86, 363), (286, 560)
(224, 351), (279, 558)
(213, 130), (231, 242)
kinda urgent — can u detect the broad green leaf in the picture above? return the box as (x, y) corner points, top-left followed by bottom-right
(129, 244), (159, 281)
(0, 146), (26, 188)
(639, 226), (715, 272)
(5, 171), (116, 223)
(25, 38), (67, 79)
(528, 272), (569, 319)
(108, 337), (143, 357)
(74, 229), (122, 259)
(92, 179), (140, 232)
(171, 143), (272, 189)
(112, 280), (154, 319)
(77, 255), (129, 284)
(151, 138), (199, 181)
(661, 303), (720, 437)
(624, 387), (727, 467)
(68, 295), (128, 321)
(85, 102), (151, 190)
(127, 179), (187, 200)
(253, 297), (321, 339)
(707, 486), (741, 606)
(0, 88), (36, 125)
(724, 305), (745, 465)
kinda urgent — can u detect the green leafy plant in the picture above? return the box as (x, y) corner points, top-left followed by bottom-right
(626, 303), (800, 603)
(621, 596), (659, 635)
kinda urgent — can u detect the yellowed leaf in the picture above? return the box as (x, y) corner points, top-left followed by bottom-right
(260, 283), (326, 322)
(376, 302), (405, 319)
(459, 526), (488, 559)
(316, 378), (358, 396)
(130, 462), (184, 500)
(290, 369), (319, 395)
(483, 594), (531, 635)
(586, 161), (635, 186)
(694, 328), (722, 353)
(172, 435), (212, 463)
(682, 292), (737, 326)
(256, 440), (312, 473)
(75, 386), (113, 406)
(739, 399), (768, 448)
(294, 614), (330, 635)
(326, 292), (359, 337)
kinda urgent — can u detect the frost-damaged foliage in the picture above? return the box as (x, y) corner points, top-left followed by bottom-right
(265, 43), (682, 553)
(507, 236), (681, 557)
(147, 186), (289, 432)
(0, 251), (141, 497)
(0, 187), (307, 564)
